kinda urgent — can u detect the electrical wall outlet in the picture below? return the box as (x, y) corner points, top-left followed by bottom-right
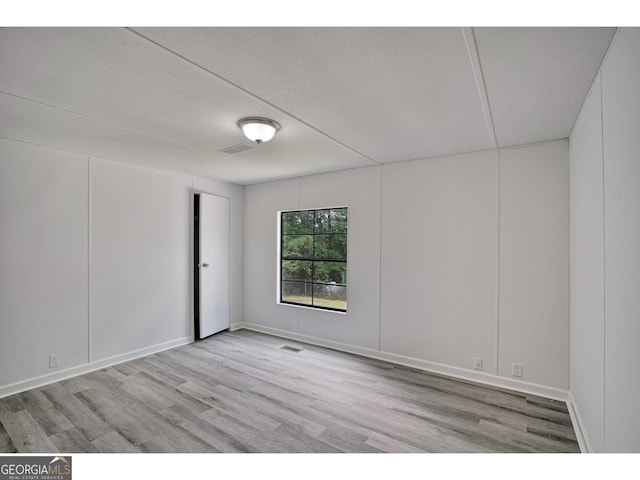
(512, 362), (522, 377)
(49, 354), (60, 369)
(473, 357), (483, 371)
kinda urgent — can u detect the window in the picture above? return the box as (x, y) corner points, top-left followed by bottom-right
(280, 207), (347, 312)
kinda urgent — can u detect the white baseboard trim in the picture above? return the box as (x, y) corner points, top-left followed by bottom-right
(0, 336), (193, 399)
(566, 391), (592, 453)
(1, 322), (571, 408)
(239, 322), (569, 402)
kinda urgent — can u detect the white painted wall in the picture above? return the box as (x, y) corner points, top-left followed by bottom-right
(244, 178), (300, 334)
(499, 141), (569, 389)
(90, 158), (193, 360)
(380, 151), (498, 373)
(243, 143), (569, 394)
(601, 28), (640, 453)
(569, 74), (605, 453)
(569, 28), (640, 453)
(0, 140), (88, 387)
(0, 140), (243, 396)
(243, 167), (381, 349)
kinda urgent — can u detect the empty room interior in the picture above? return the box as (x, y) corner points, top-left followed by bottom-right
(1, 26), (639, 455)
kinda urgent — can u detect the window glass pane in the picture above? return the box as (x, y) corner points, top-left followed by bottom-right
(282, 234), (313, 259)
(280, 207), (347, 312)
(282, 260), (313, 282)
(315, 208), (347, 234)
(312, 261), (347, 285)
(282, 211), (315, 234)
(313, 284), (347, 311)
(314, 234), (347, 260)
(282, 281), (313, 306)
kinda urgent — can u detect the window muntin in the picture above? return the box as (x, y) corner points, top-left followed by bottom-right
(280, 208), (347, 312)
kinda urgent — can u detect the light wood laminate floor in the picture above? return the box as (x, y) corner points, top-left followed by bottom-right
(0, 330), (580, 453)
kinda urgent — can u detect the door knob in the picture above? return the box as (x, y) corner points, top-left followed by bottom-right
(200, 263), (210, 268)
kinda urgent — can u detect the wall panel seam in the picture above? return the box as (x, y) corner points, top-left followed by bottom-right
(87, 156), (92, 364)
(600, 66), (607, 452)
(377, 166), (383, 352)
(567, 135), (571, 396)
(495, 151), (501, 375)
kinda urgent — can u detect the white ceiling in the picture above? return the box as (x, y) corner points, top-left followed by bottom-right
(0, 27), (616, 185)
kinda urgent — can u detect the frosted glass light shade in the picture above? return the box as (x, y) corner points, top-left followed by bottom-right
(238, 117), (281, 144)
(242, 122), (275, 143)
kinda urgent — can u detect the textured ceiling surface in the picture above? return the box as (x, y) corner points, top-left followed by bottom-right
(0, 27), (616, 185)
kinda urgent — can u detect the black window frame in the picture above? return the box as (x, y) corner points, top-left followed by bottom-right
(279, 207), (348, 313)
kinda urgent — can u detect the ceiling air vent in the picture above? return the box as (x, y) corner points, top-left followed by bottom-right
(280, 345), (303, 353)
(219, 143), (252, 154)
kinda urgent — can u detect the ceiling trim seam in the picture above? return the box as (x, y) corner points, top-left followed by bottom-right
(125, 27), (380, 167)
(0, 90), (231, 159)
(461, 27), (499, 150)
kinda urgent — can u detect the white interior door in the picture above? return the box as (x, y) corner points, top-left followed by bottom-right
(198, 193), (230, 338)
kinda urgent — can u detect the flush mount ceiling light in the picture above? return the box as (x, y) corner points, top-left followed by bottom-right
(238, 117), (281, 144)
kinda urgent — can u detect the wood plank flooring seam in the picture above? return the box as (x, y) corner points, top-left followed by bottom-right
(0, 330), (581, 453)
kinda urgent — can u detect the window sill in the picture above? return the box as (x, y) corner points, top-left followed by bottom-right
(277, 301), (347, 315)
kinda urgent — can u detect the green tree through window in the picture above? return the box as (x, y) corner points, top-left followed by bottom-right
(280, 208), (347, 312)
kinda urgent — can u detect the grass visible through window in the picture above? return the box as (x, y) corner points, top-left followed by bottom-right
(281, 295), (347, 311)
